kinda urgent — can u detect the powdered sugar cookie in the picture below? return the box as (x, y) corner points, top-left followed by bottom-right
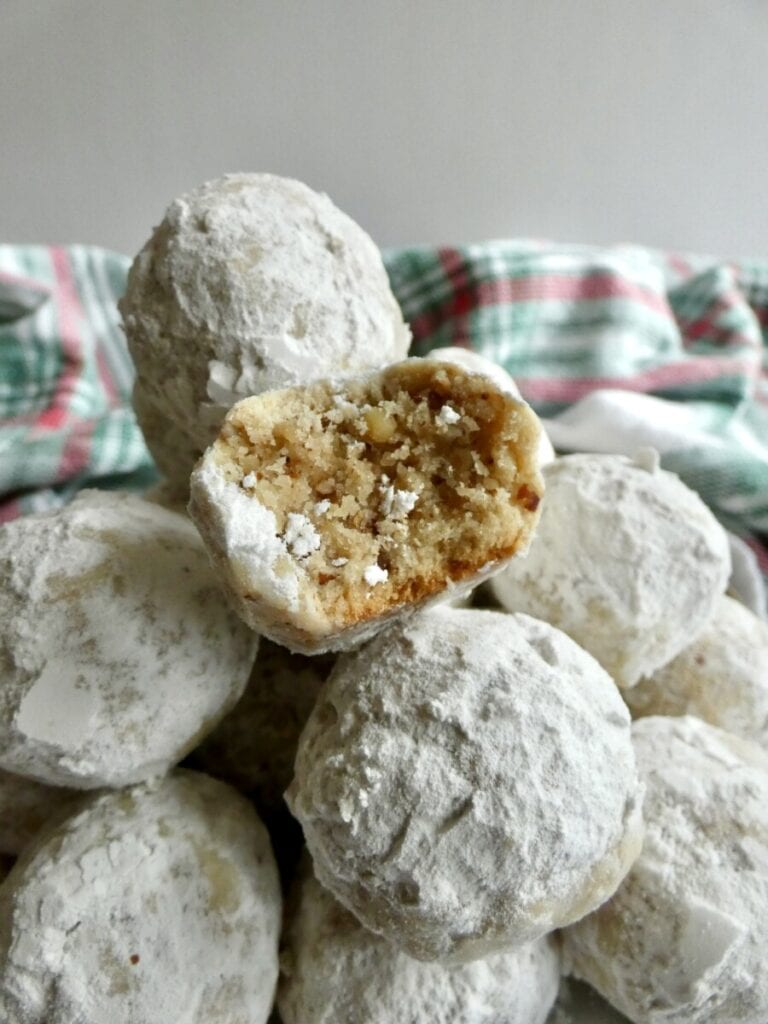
(0, 490), (257, 788)
(491, 452), (731, 688)
(624, 595), (768, 746)
(189, 358), (544, 654)
(0, 771), (281, 1024)
(0, 769), (76, 856)
(564, 716), (768, 1024)
(278, 866), (560, 1024)
(287, 607), (643, 962)
(426, 346), (556, 464)
(120, 173), (411, 483)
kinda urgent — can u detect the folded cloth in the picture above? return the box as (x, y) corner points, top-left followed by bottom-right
(1, 240), (766, 609)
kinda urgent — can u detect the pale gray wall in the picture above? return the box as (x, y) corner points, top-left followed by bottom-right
(2, 1), (767, 259)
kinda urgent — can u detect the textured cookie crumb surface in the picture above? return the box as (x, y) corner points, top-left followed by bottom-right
(189, 359), (544, 652)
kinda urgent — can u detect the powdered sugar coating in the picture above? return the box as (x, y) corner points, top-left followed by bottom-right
(0, 490), (257, 788)
(120, 173), (410, 468)
(0, 771), (281, 1024)
(564, 716), (768, 1024)
(0, 770), (76, 856)
(624, 595), (768, 746)
(491, 453), (731, 688)
(278, 868), (561, 1024)
(287, 607), (643, 962)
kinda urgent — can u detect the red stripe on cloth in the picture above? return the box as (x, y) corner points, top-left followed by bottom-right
(438, 248), (474, 347)
(476, 271), (670, 317)
(50, 248), (91, 480)
(0, 269), (52, 294)
(0, 498), (22, 524)
(516, 356), (758, 404)
(740, 534), (768, 576)
(680, 292), (760, 351)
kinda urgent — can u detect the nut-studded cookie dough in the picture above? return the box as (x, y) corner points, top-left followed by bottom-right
(287, 607), (643, 962)
(0, 771), (281, 1024)
(278, 866), (561, 1024)
(189, 359), (545, 653)
(564, 716), (768, 1024)
(120, 173), (411, 485)
(624, 595), (768, 746)
(491, 451), (731, 688)
(0, 490), (257, 788)
(426, 346), (556, 465)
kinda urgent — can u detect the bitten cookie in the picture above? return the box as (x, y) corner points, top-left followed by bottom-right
(189, 358), (545, 653)
(564, 716), (768, 1024)
(120, 173), (411, 485)
(287, 607), (643, 962)
(624, 595), (768, 746)
(426, 346), (556, 465)
(491, 451), (731, 688)
(0, 771), (281, 1024)
(0, 490), (257, 788)
(278, 866), (561, 1024)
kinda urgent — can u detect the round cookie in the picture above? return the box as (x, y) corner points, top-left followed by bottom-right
(0, 771), (281, 1024)
(132, 379), (207, 492)
(189, 358), (544, 654)
(491, 451), (731, 688)
(564, 716), (768, 1024)
(192, 639), (332, 814)
(120, 172), (411, 475)
(0, 489), (258, 788)
(426, 346), (556, 465)
(624, 595), (768, 746)
(286, 607), (643, 962)
(278, 866), (561, 1024)
(0, 769), (76, 856)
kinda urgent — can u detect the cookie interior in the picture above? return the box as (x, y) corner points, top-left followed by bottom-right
(210, 359), (543, 628)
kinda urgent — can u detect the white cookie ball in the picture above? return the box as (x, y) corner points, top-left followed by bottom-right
(287, 607), (643, 962)
(624, 595), (768, 746)
(0, 769), (76, 856)
(491, 452), (731, 688)
(426, 346), (556, 465)
(564, 716), (768, 1024)
(120, 172), (411, 464)
(132, 380), (206, 492)
(0, 771), (281, 1024)
(0, 490), (258, 789)
(278, 867), (561, 1024)
(193, 639), (333, 815)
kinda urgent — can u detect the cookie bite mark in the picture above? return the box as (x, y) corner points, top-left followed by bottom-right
(189, 359), (545, 653)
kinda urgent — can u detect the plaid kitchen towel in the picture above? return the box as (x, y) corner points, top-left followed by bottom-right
(1, 240), (767, 591)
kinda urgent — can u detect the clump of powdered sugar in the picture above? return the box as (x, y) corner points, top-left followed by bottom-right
(278, 865), (560, 1024)
(379, 477), (419, 520)
(0, 771), (281, 1024)
(564, 716), (768, 1024)
(436, 403), (461, 426)
(491, 453), (731, 688)
(287, 606), (643, 963)
(363, 564), (388, 587)
(283, 513), (321, 559)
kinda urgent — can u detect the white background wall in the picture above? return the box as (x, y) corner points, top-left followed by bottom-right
(2, 1), (767, 260)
